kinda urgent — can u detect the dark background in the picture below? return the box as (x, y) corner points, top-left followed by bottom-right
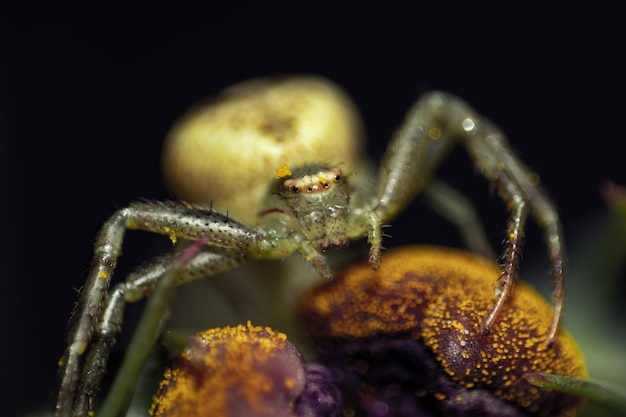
(2, 3), (624, 416)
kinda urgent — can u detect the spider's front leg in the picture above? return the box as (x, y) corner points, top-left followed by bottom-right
(356, 92), (565, 345)
(56, 202), (247, 417)
(55, 200), (326, 417)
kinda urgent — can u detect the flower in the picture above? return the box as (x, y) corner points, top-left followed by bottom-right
(150, 246), (588, 417)
(298, 245), (587, 417)
(150, 322), (342, 417)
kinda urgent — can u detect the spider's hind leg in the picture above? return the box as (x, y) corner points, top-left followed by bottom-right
(362, 92), (565, 345)
(452, 97), (565, 346)
(422, 178), (497, 260)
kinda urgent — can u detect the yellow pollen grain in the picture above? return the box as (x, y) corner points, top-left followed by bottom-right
(448, 320), (466, 334)
(98, 271), (109, 279)
(275, 164), (292, 178)
(168, 233), (177, 244)
(76, 342), (87, 355)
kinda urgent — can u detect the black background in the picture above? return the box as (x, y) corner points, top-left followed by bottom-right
(2, 3), (624, 416)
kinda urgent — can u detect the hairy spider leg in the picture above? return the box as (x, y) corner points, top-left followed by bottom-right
(348, 92), (564, 346)
(55, 201), (332, 417)
(422, 179), (497, 260)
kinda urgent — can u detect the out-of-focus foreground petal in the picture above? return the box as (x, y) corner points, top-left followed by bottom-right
(150, 322), (342, 417)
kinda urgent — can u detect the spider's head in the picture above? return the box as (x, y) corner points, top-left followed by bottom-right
(274, 164), (351, 251)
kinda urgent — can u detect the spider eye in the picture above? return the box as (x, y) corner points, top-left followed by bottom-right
(307, 186), (314, 192)
(334, 175), (341, 182)
(323, 183), (329, 189)
(291, 186), (299, 193)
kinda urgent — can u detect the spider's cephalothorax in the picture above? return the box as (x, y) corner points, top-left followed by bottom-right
(54, 76), (569, 417)
(270, 164), (350, 251)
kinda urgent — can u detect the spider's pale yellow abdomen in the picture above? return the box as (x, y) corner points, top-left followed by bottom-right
(162, 76), (365, 226)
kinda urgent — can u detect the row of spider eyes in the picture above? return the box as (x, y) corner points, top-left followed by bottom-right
(283, 170), (342, 194)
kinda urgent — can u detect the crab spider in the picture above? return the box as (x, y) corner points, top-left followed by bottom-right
(54, 76), (565, 417)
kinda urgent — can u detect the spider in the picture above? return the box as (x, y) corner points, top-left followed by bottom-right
(54, 75), (566, 417)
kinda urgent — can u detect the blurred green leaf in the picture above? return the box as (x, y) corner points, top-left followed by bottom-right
(525, 372), (626, 414)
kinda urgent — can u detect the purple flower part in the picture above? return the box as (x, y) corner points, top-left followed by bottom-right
(294, 362), (343, 417)
(317, 335), (530, 417)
